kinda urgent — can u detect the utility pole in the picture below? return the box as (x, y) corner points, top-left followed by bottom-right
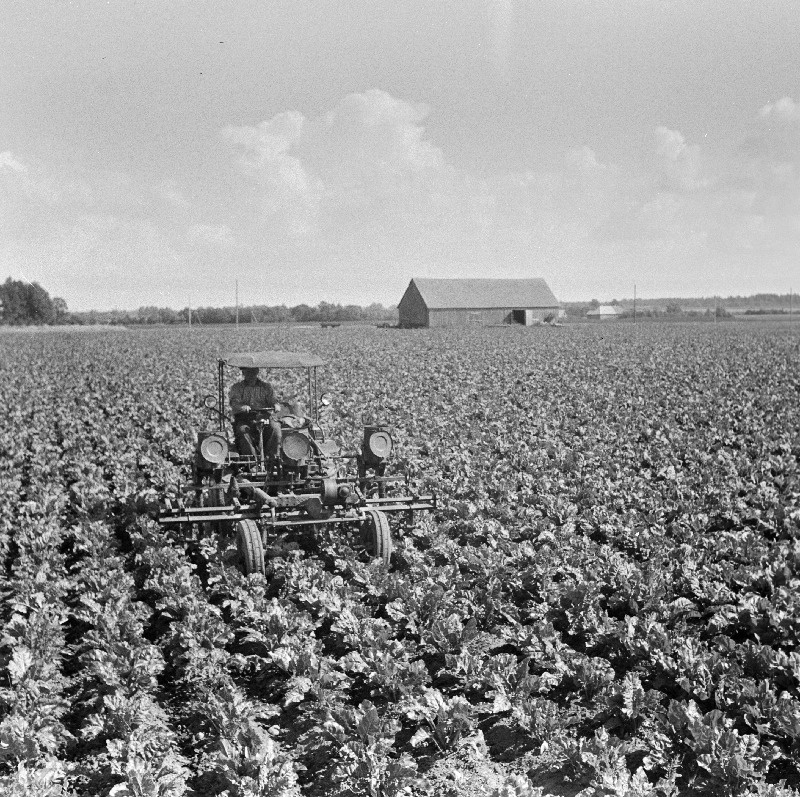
(188, 303), (191, 329)
(235, 280), (239, 329)
(790, 288), (793, 320)
(714, 295), (718, 326)
(633, 283), (636, 325)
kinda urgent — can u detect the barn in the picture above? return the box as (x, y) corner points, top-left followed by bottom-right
(398, 278), (561, 328)
(586, 305), (621, 320)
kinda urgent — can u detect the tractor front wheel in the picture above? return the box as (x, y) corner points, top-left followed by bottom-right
(235, 519), (265, 575)
(360, 509), (392, 565)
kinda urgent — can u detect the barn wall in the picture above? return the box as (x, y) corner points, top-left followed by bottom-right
(398, 283), (429, 327)
(428, 307), (560, 327)
(428, 308), (511, 326)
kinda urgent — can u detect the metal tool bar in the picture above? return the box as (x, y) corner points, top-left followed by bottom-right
(185, 474), (407, 493)
(365, 495), (436, 505)
(158, 498), (435, 525)
(363, 502), (436, 512)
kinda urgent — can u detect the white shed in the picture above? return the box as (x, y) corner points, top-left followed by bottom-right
(587, 305), (621, 320)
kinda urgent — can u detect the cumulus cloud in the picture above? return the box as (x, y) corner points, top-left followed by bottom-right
(222, 110), (321, 236)
(220, 90), (450, 240)
(745, 95), (800, 163)
(654, 127), (687, 161)
(222, 111), (305, 169)
(649, 127), (709, 192)
(0, 151), (27, 173)
(311, 90), (444, 179)
(759, 96), (800, 123)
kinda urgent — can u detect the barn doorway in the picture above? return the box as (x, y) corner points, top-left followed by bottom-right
(511, 309), (529, 325)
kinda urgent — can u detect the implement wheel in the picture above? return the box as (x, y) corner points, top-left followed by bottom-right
(361, 509), (392, 565)
(235, 520), (265, 576)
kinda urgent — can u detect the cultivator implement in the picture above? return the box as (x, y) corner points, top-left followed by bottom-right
(158, 478), (435, 573)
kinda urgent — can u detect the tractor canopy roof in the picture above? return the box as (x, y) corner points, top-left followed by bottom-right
(221, 351), (325, 369)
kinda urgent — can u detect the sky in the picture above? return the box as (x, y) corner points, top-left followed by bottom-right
(1, 0), (799, 311)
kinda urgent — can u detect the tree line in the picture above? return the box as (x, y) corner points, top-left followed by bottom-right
(0, 279), (397, 325)
(70, 301), (397, 325)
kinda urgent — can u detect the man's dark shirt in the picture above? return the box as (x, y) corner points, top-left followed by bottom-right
(229, 378), (276, 415)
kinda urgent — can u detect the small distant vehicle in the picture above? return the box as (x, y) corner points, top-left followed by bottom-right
(158, 351), (435, 574)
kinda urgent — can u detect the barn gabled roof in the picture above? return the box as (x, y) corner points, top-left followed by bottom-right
(410, 278), (559, 310)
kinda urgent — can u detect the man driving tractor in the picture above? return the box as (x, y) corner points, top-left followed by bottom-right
(230, 366), (308, 459)
(229, 367), (282, 459)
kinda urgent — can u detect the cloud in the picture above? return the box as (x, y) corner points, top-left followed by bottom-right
(311, 90), (444, 178)
(222, 110), (321, 236)
(745, 95), (800, 163)
(654, 126), (687, 161)
(222, 111), (305, 168)
(0, 151), (27, 173)
(649, 127), (709, 192)
(220, 90), (450, 240)
(223, 91), (447, 189)
(759, 96), (800, 123)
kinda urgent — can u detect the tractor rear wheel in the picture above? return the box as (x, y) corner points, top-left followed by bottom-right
(235, 519), (265, 575)
(361, 509), (392, 565)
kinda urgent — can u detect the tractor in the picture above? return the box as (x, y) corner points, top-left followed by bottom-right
(157, 351), (435, 574)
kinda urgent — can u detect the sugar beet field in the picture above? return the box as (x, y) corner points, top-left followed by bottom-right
(1, 321), (799, 797)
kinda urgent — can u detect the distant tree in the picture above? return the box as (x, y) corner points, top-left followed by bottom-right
(0, 278), (58, 325)
(665, 302), (682, 315)
(269, 305), (292, 322)
(316, 301), (337, 322)
(364, 303), (396, 321)
(291, 304), (314, 322)
(53, 297), (69, 322)
(589, 299), (600, 309)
